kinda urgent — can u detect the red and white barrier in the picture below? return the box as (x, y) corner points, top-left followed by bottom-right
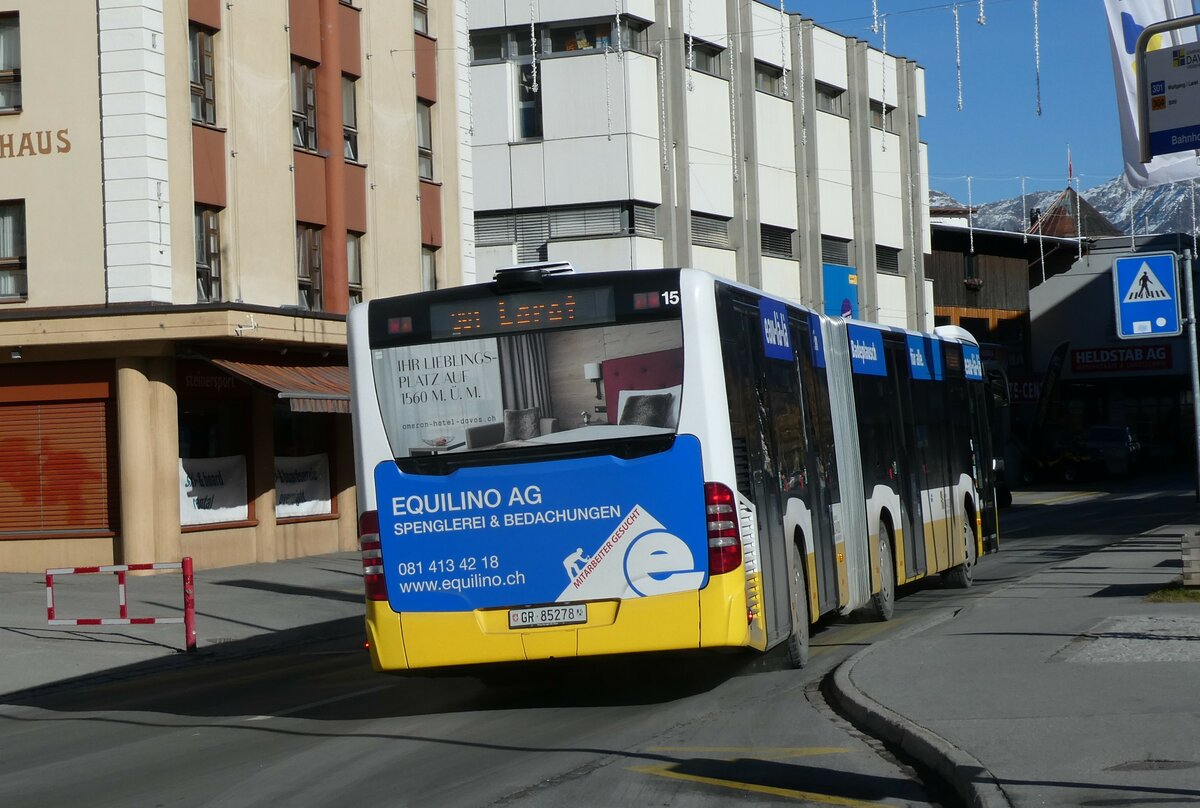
(45, 557), (197, 652)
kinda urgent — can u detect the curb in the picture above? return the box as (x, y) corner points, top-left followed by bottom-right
(826, 608), (1011, 808)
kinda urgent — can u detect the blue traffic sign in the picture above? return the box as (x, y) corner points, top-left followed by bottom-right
(1113, 252), (1181, 340)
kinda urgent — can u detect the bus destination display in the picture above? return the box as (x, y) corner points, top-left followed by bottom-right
(429, 287), (615, 338)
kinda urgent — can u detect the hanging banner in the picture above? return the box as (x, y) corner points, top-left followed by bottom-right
(274, 453), (331, 518)
(179, 455), (248, 525)
(1104, 0), (1200, 188)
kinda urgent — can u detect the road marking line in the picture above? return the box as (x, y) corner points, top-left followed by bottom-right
(646, 746), (849, 758)
(244, 683), (392, 721)
(629, 762), (881, 806)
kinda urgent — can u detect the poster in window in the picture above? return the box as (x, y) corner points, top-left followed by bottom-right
(275, 453), (332, 518)
(179, 455), (248, 525)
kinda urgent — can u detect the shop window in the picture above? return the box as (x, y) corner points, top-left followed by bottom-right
(342, 75), (359, 162)
(413, 0), (428, 34)
(178, 399), (249, 526)
(547, 22), (612, 54)
(0, 14), (20, 113)
(417, 100), (433, 179)
(273, 404), (333, 520)
(195, 206), (221, 302)
(517, 63), (542, 139)
(347, 231), (363, 304)
(0, 199), (26, 300)
(291, 59), (317, 150)
(189, 24), (216, 125)
(296, 223), (323, 310)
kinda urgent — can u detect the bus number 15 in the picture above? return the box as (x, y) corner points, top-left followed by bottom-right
(661, 291), (680, 306)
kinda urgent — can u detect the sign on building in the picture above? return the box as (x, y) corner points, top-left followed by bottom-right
(1112, 252), (1181, 339)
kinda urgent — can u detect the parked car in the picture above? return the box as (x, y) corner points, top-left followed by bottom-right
(1020, 437), (1097, 483)
(1077, 425), (1142, 477)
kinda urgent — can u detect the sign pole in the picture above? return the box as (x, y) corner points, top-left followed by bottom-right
(1184, 250), (1200, 502)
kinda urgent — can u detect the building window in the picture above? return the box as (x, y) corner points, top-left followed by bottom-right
(417, 100), (433, 179)
(0, 14), (19, 113)
(273, 404), (333, 521)
(690, 212), (730, 249)
(195, 206), (221, 302)
(547, 22), (612, 54)
(413, 0), (428, 35)
(178, 390), (250, 527)
(421, 246), (437, 291)
(0, 199), (26, 300)
(815, 82), (845, 116)
(342, 75), (359, 161)
(870, 100), (897, 133)
(471, 30), (505, 62)
(347, 231), (363, 304)
(296, 223), (323, 310)
(517, 63), (542, 139)
(691, 42), (724, 78)
(761, 224), (794, 259)
(621, 19), (651, 55)
(189, 24), (216, 125)
(754, 61), (784, 97)
(291, 60), (317, 150)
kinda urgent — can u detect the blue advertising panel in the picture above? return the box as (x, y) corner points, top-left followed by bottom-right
(823, 263), (859, 319)
(905, 335), (932, 380)
(1113, 252), (1181, 339)
(375, 436), (708, 612)
(847, 324), (887, 377)
(759, 298), (793, 361)
(962, 344), (984, 380)
(808, 313), (826, 368)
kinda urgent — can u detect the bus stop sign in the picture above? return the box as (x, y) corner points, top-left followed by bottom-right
(1113, 252), (1181, 339)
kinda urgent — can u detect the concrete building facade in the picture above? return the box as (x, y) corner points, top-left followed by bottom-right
(0, 0), (471, 572)
(467, 0), (932, 329)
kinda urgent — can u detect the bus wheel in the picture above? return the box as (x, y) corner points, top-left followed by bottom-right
(870, 526), (895, 621)
(786, 543), (810, 669)
(945, 518), (976, 589)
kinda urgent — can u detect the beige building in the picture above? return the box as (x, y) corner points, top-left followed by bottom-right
(0, 0), (473, 572)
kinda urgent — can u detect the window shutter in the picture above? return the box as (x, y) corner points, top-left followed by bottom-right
(0, 401), (112, 536)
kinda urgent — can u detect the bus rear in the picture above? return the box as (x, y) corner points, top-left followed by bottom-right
(348, 267), (757, 670)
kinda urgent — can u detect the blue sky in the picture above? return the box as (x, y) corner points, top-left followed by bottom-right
(793, 1), (1123, 203)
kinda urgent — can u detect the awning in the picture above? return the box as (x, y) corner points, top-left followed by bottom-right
(204, 354), (351, 413)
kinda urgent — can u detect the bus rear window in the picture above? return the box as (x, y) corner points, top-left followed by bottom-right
(369, 320), (684, 459)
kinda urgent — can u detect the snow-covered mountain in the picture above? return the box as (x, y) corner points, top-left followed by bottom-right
(933, 176), (1200, 236)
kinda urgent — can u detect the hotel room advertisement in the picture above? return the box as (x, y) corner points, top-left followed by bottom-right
(371, 337), (503, 455)
(374, 436), (709, 612)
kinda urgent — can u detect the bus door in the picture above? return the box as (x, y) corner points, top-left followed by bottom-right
(795, 315), (839, 613)
(717, 292), (794, 646)
(909, 339), (953, 572)
(884, 339), (926, 578)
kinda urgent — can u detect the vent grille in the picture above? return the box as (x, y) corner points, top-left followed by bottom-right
(876, 246), (900, 273)
(821, 236), (849, 266)
(691, 212), (730, 249)
(761, 225), (794, 259)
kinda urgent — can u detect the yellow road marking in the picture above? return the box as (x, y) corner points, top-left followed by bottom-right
(647, 746), (849, 758)
(630, 762), (883, 806)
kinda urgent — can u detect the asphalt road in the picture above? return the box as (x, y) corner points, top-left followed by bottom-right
(1, 470), (1193, 808)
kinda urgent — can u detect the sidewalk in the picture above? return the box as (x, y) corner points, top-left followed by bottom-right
(831, 523), (1200, 807)
(0, 552), (365, 699)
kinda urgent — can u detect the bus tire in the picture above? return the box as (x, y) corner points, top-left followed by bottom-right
(945, 516), (976, 589)
(869, 524), (896, 621)
(786, 542), (810, 669)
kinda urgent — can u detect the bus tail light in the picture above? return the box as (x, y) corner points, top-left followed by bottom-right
(359, 510), (388, 601)
(705, 482), (742, 575)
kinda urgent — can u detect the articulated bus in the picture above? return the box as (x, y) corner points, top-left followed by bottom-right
(348, 265), (999, 671)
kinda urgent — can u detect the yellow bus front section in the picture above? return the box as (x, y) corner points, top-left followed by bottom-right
(365, 563), (762, 671)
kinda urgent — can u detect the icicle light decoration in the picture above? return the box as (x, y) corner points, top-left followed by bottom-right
(1021, 176), (1028, 244)
(977, 0), (986, 25)
(658, 40), (669, 170)
(872, 0), (880, 34)
(686, 0), (695, 92)
(953, 4), (963, 111)
(1191, 180), (1198, 260)
(908, 174), (918, 278)
(798, 19), (807, 146)
(967, 176), (975, 255)
(615, 0), (623, 61)
(881, 17), (888, 151)
(1074, 177), (1082, 260)
(1033, 0), (1042, 116)
(529, 1), (539, 93)
(605, 46), (613, 141)
(778, 0), (789, 98)
(1127, 185), (1136, 249)
(729, 48), (739, 182)
(466, 27), (475, 136)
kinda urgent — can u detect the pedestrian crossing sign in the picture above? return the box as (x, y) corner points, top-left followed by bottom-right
(1113, 252), (1181, 340)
